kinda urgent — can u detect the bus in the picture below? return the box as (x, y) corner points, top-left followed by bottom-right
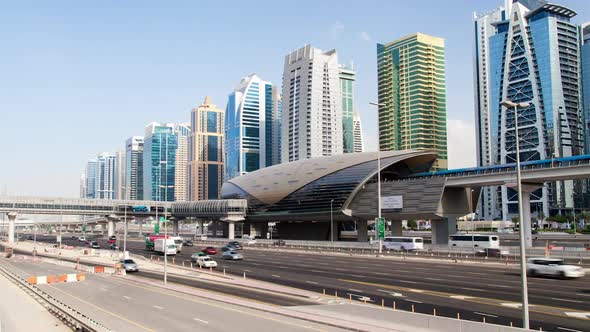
(449, 234), (500, 249)
(382, 237), (424, 251)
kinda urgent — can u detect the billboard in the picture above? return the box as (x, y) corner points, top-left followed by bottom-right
(381, 195), (403, 209)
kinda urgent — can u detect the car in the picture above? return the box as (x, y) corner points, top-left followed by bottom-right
(27, 235), (34, 240)
(90, 241), (100, 249)
(190, 252), (208, 262)
(183, 240), (194, 246)
(194, 256), (218, 268)
(222, 251), (243, 260)
(202, 247), (217, 255)
(221, 245), (235, 252)
(108, 236), (117, 244)
(119, 259), (138, 272)
(475, 248), (509, 257)
(110, 243), (119, 250)
(227, 241), (242, 250)
(71, 236), (77, 239)
(273, 239), (286, 246)
(527, 257), (585, 279)
(78, 236), (86, 242)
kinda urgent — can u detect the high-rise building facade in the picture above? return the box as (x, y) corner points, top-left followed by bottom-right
(115, 149), (126, 200)
(174, 123), (191, 201)
(225, 74), (281, 181)
(271, 86), (282, 165)
(282, 45), (343, 162)
(377, 33), (448, 170)
(83, 160), (97, 199)
(188, 97), (224, 200)
(340, 65), (356, 153)
(143, 123), (177, 202)
(353, 111), (364, 153)
(125, 136), (144, 200)
(582, 23), (590, 155)
(474, 0), (584, 219)
(95, 152), (117, 200)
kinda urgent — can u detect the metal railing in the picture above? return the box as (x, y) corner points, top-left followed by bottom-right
(0, 262), (111, 332)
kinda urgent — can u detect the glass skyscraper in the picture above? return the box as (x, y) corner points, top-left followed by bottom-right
(474, 0), (584, 219)
(125, 136), (144, 200)
(225, 74), (281, 181)
(582, 23), (590, 155)
(83, 160), (97, 199)
(174, 123), (191, 202)
(377, 33), (447, 170)
(340, 65), (356, 153)
(188, 97), (224, 200)
(143, 123), (177, 202)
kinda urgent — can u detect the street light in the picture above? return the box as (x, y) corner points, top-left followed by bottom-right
(501, 99), (531, 329)
(370, 102), (386, 255)
(330, 199), (335, 243)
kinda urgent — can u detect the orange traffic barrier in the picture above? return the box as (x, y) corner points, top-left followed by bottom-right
(26, 276), (37, 285)
(57, 275), (68, 283)
(94, 266), (105, 273)
(46, 275), (56, 284)
(77, 274), (85, 281)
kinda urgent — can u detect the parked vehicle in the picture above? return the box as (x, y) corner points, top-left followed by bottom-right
(227, 241), (242, 250)
(527, 258), (585, 279)
(192, 255), (218, 268)
(131, 206), (148, 212)
(119, 259), (138, 272)
(382, 237), (424, 251)
(222, 251), (243, 260)
(108, 235), (117, 244)
(90, 241), (100, 249)
(202, 247), (217, 255)
(449, 234), (500, 249)
(78, 236), (86, 242)
(154, 238), (176, 255)
(475, 248), (509, 257)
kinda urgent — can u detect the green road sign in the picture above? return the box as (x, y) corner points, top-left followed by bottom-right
(155, 223), (160, 235)
(377, 217), (385, 239)
(82, 224), (86, 232)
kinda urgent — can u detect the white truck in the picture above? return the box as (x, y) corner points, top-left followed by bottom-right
(154, 238), (177, 255)
(170, 236), (184, 253)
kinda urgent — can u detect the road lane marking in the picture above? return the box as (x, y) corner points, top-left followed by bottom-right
(347, 288), (363, 293)
(551, 298), (584, 304)
(564, 312), (590, 319)
(377, 289), (404, 297)
(450, 295), (473, 300)
(398, 280), (417, 284)
(305, 281), (319, 285)
(557, 327), (583, 332)
(278, 266), (289, 269)
(271, 274), (281, 278)
(310, 270), (323, 273)
(153, 305), (164, 310)
(375, 272), (388, 275)
(406, 299), (422, 304)
(460, 287), (484, 291)
(425, 277), (443, 281)
(123, 296), (131, 300)
(488, 284), (511, 288)
(351, 274), (366, 278)
(193, 318), (209, 324)
(474, 312), (498, 318)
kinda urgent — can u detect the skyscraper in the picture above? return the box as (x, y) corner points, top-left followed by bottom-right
(174, 123), (191, 201)
(582, 22), (590, 155)
(340, 65), (356, 153)
(282, 45), (343, 162)
(83, 160), (97, 199)
(95, 152), (117, 200)
(143, 123), (177, 202)
(377, 33), (447, 170)
(114, 149), (126, 200)
(125, 136), (144, 200)
(188, 97), (224, 200)
(353, 111), (364, 153)
(474, 0), (584, 219)
(225, 74), (281, 181)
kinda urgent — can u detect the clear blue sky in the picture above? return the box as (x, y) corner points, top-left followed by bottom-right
(1, 0), (588, 197)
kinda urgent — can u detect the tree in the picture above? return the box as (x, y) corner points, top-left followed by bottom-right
(407, 219), (417, 230)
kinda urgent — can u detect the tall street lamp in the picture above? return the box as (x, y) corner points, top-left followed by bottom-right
(501, 99), (531, 329)
(370, 101), (386, 254)
(330, 199), (334, 243)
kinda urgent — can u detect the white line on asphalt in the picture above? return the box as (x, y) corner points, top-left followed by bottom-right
(374, 272), (388, 275)
(251, 263), (260, 266)
(123, 296), (131, 300)
(347, 288), (363, 293)
(488, 284), (512, 288)
(278, 266), (288, 269)
(465, 272), (487, 276)
(406, 299), (422, 304)
(396, 270), (410, 273)
(333, 268), (347, 271)
(243, 270), (251, 272)
(377, 289), (403, 297)
(414, 267), (429, 270)
(460, 287), (484, 291)
(551, 298), (584, 304)
(425, 277), (443, 281)
(474, 312), (498, 318)
(576, 293), (590, 297)
(398, 280), (418, 284)
(305, 281), (319, 285)
(194, 318), (209, 324)
(351, 274), (366, 278)
(271, 274), (280, 278)
(153, 305), (164, 310)
(557, 327), (583, 332)
(310, 270), (323, 273)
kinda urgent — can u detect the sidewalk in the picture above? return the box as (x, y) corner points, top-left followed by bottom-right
(0, 268), (70, 332)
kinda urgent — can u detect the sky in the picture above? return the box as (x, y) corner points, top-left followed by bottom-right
(0, 0), (588, 197)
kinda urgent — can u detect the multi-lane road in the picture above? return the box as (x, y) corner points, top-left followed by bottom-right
(32, 235), (590, 332)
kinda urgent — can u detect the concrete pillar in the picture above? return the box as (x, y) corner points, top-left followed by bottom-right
(356, 220), (368, 242)
(431, 215), (459, 246)
(390, 221), (403, 236)
(7, 212), (17, 244)
(107, 220), (115, 238)
(330, 220), (339, 241)
(243, 222), (252, 236)
(138, 220), (143, 236)
(228, 221), (235, 240)
(172, 220), (180, 236)
(197, 220), (204, 235)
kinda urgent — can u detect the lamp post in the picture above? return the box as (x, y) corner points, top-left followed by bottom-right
(572, 191), (576, 238)
(370, 101), (386, 254)
(330, 199), (334, 243)
(501, 99), (531, 329)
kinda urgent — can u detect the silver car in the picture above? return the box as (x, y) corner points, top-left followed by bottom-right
(222, 251), (243, 260)
(119, 259), (139, 272)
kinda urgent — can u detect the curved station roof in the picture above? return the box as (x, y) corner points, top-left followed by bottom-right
(222, 150), (438, 221)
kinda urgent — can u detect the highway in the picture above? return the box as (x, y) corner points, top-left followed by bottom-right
(0, 257), (347, 332)
(32, 235), (590, 332)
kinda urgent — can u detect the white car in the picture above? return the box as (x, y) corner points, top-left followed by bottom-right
(527, 258), (585, 279)
(195, 256), (218, 268)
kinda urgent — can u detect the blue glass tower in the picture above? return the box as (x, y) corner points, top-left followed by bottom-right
(143, 123), (178, 202)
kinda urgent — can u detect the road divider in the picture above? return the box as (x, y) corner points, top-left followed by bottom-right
(26, 273), (85, 285)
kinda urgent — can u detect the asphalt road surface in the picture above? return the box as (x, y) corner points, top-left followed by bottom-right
(33, 235), (590, 332)
(0, 257), (347, 332)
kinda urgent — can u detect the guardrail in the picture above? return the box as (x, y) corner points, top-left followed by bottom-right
(0, 262), (111, 332)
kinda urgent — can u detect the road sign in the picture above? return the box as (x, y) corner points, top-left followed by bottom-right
(155, 223), (160, 235)
(82, 224), (86, 232)
(376, 217), (385, 239)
